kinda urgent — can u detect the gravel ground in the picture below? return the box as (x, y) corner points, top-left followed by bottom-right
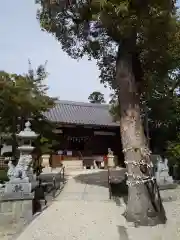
(2, 170), (180, 240)
(0, 220), (28, 240)
(0, 183), (65, 240)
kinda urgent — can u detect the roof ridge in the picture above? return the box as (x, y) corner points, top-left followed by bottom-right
(55, 100), (110, 108)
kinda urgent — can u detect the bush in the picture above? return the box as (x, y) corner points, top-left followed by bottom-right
(0, 169), (8, 183)
(167, 140), (180, 166)
(2, 151), (13, 158)
(167, 138), (180, 179)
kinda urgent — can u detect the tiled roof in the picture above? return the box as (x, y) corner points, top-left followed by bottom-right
(44, 100), (119, 127)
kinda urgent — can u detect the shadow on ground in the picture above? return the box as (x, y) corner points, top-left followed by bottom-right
(74, 169), (174, 227)
(74, 170), (109, 187)
(74, 169), (180, 204)
(74, 169), (128, 205)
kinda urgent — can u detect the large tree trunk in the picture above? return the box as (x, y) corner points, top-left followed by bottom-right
(116, 38), (166, 226)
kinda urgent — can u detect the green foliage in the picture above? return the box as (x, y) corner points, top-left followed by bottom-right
(0, 63), (55, 132)
(2, 152), (13, 158)
(0, 62), (57, 157)
(88, 91), (105, 103)
(32, 117), (59, 148)
(167, 142), (180, 163)
(38, 136), (58, 154)
(109, 93), (120, 122)
(0, 169), (8, 183)
(167, 134), (180, 165)
(109, 103), (120, 121)
(36, 0), (178, 91)
(145, 69), (180, 153)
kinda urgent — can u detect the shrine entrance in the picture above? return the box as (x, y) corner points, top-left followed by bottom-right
(66, 135), (91, 153)
(53, 125), (122, 160)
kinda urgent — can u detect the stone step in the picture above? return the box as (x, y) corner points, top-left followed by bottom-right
(62, 160), (83, 170)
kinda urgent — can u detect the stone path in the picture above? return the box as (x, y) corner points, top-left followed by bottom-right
(15, 169), (180, 240)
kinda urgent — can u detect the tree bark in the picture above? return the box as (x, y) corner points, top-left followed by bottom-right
(116, 38), (166, 226)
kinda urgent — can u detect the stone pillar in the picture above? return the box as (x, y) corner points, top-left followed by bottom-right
(41, 154), (51, 172)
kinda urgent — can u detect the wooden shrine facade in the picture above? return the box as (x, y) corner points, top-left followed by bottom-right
(44, 100), (124, 165)
(54, 124), (123, 159)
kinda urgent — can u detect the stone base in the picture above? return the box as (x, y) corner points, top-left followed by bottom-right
(5, 182), (32, 194)
(0, 192), (34, 226)
(158, 183), (178, 190)
(155, 170), (174, 185)
(108, 157), (115, 168)
(157, 177), (174, 185)
(0, 191), (34, 200)
(108, 161), (119, 168)
(4, 179), (38, 193)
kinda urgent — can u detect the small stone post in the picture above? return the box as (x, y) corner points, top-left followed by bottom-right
(107, 148), (115, 168)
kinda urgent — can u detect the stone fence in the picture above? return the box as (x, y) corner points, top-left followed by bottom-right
(0, 193), (34, 226)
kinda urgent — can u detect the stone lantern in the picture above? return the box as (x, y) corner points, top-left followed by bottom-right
(17, 121), (38, 153)
(4, 121), (39, 194)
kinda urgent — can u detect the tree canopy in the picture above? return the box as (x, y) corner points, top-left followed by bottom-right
(0, 63), (57, 157)
(88, 91), (105, 103)
(0, 63), (54, 130)
(36, 0), (178, 90)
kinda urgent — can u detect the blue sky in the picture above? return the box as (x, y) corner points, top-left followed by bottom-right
(0, 0), (111, 102)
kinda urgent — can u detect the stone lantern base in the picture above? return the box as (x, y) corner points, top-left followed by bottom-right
(41, 154), (51, 172)
(108, 154), (115, 168)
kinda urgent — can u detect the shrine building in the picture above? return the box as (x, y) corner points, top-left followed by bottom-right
(44, 100), (124, 167)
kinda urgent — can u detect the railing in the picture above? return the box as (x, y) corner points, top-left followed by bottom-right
(107, 167), (127, 199)
(107, 167), (112, 199)
(33, 178), (47, 214)
(52, 166), (65, 198)
(33, 166), (66, 213)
